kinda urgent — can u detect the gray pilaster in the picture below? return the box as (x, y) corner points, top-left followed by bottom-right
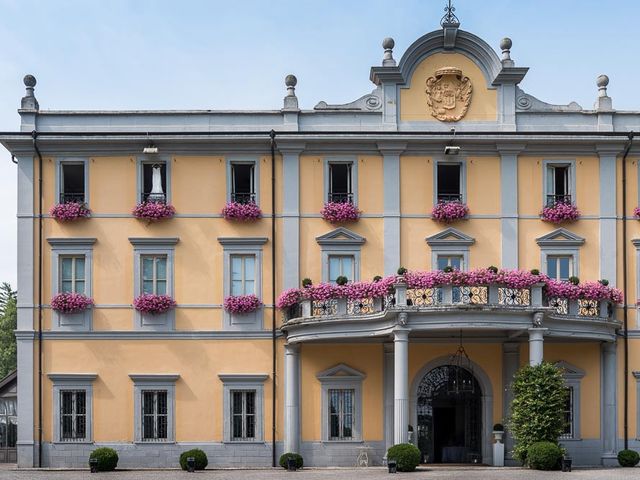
(284, 344), (300, 454)
(597, 146), (618, 286)
(497, 145), (523, 269)
(15, 332), (35, 467)
(528, 328), (546, 366)
(393, 327), (410, 445)
(378, 143), (405, 276)
(601, 342), (617, 466)
(502, 343), (519, 465)
(383, 342), (394, 451)
(280, 144), (304, 289)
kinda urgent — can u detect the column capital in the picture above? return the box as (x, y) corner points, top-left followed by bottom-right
(496, 143), (526, 155)
(527, 327), (548, 338)
(277, 142), (306, 155)
(377, 141), (407, 155)
(601, 341), (617, 354)
(594, 143), (622, 156)
(284, 343), (300, 354)
(393, 327), (410, 342)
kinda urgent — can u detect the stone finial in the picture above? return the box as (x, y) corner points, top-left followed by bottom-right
(21, 74), (39, 111)
(499, 37), (514, 67)
(597, 74), (609, 97)
(382, 37), (396, 67)
(283, 74), (299, 111)
(594, 74), (613, 111)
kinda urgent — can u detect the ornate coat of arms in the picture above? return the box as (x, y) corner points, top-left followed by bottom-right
(425, 67), (473, 122)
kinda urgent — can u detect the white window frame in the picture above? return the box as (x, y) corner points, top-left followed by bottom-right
(542, 159), (576, 208)
(226, 156), (260, 204)
(141, 389), (169, 441)
(426, 227), (475, 271)
(137, 156), (171, 204)
(555, 361), (584, 441)
(317, 364), (365, 443)
(218, 374), (268, 443)
(129, 237), (178, 331)
(634, 371), (640, 440)
(436, 254), (465, 271)
(129, 374), (178, 444)
(434, 157), (466, 205)
(536, 228), (584, 281)
(218, 237), (267, 330)
(546, 255), (574, 281)
(230, 389), (257, 441)
(47, 238), (95, 331)
(141, 254), (168, 296)
(328, 388), (356, 441)
(316, 227), (365, 283)
(55, 158), (89, 205)
(230, 254), (257, 296)
(328, 254), (356, 284)
(59, 255), (87, 294)
(48, 373), (96, 444)
(324, 157), (358, 206)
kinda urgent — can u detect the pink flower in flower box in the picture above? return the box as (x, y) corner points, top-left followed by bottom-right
(320, 202), (360, 224)
(224, 294), (262, 314)
(222, 202), (262, 221)
(49, 202), (91, 222)
(133, 294), (176, 315)
(132, 201), (176, 221)
(51, 292), (94, 314)
(431, 201), (469, 223)
(540, 202), (580, 224)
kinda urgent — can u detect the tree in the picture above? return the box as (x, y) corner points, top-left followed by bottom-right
(0, 282), (17, 379)
(508, 362), (567, 463)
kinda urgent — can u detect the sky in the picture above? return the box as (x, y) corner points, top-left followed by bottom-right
(0, 0), (639, 287)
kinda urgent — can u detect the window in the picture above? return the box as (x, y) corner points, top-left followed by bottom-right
(60, 163), (85, 204)
(231, 163), (255, 204)
(60, 390), (86, 441)
(231, 390), (256, 441)
(328, 389), (354, 440)
(141, 162), (167, 203)
(546, 164), (571, 206)
(328, 255), (355, 283)
(230, 254), (256, 296)
(328, 163), (353, 203)
(141, 255), (167, 295)
(547, 255), (573, 281)
(0, 398), (17, 450)
(437, 255), (463, 271)
(60, 256), (85, 294)
(560, 386), (574, 439)
(437, 163), (462, 202)
(142, 390), (168, 441)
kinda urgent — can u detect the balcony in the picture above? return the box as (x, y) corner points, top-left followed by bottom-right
(546, 194), (572, 207)
(327, 192), (354, 204)
(59, 192), (85, 204)
(281, 282), (619, 344)
(230, 192), (256, 204)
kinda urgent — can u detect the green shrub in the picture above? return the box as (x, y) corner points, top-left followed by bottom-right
(397, 267), (407, 275)
(301, 278), (312, 288)
(279, 452), (303, 469)
(373, 275), (382, 282)
(179, 449), (208, 471)
(335, 276), (348, 286)
(89, 447), (118, 472)
(530, 269), (540, 275)
(568, 276), (580, 285)
(488, 266), (498, 273)
(508, 362), (567, 463)
(599, 279), (610, 286)
(618, 449), (640, 467)
(387, 443), (421, 472)
(493, 423), (504, 432)
(527, 441), (562, 470)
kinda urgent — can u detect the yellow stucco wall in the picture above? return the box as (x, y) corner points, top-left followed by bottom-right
(399, 52), (497, 123)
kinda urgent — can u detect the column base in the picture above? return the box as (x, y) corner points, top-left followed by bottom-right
(601, 453), (618, 467)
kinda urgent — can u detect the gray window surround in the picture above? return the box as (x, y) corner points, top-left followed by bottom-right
(426, 227), (475, 271)
(323, 156), (359, 206)
(555, 361), (584, 440)
(542, 159), (576, 207)
(55, 158), (89, 205)
(433, 157), (467, 205)
(536, 228), (584, 279)
(137, 155), (172, 204)
(218, 374), (268, 443)
(48, 373), (97, 444)
(226, 156), (260, 204)
(47, 238), (96, 332)
(633, 371), (640, 440)
(129, 374), (178, 443)
(218, 237), (268, 330)
(129, 238), (179, 331)
(316, 227), (365, 283)
(316, 364), (365, 443)
(632, 239), (640, 329)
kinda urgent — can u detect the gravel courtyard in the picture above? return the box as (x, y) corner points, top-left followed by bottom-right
(0, 467), (637, 480)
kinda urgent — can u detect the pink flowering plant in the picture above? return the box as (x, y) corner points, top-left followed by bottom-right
(222, 202), (262, 221)
(321, 202), (361, 224)
(133, 293), (176, 315)
(50, 202), (91, 222)
(51, 292), (94, 314)
(634, 206), (640, 219)
(276, 289), (302, 309)
(546, 279), (622, 303)
(431, 201), (469, 223)
(540, 202), (580, 224)
(224, 294), (262, 314)
(133, 201), (176, 221)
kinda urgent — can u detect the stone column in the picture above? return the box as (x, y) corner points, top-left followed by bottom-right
(601, 342), (617, 466)
(528, 328), (546, 366)
(383, 343), (395, 451)
(284, 344), (300, 454)
(502, 343), (520, 465)
(393, 328), (410, 445)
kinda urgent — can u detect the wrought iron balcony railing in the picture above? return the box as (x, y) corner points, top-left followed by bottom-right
(327, 192), (354, 204)
(141, 192), (167, 203)
(59, 192), (85, 204)
(231, 192), (256, 204)
(436, 193), (463, 203)
(546, 194), (572, 207)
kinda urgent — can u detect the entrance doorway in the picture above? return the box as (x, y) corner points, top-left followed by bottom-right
(416, 365), (482, 464)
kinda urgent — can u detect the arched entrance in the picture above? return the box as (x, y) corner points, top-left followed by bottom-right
(416, 365), (482, 464)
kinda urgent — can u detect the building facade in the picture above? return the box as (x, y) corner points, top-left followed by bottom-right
(2, 13), (640, 469)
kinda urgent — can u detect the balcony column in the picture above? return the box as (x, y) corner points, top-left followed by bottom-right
(601, 341), (618, 466)
(383, 343), (395, 451)
(528, 321), (547, 366)
(284, 344), (300, 454)
(393, 326), (410, 445)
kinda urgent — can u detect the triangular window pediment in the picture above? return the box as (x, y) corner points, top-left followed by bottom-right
(554, 360), (585, 379)
(536, 228), (585, 247)
(316, 363), (366, 381)
(316, 227), (366, 246)
(426, 227), (475, 247)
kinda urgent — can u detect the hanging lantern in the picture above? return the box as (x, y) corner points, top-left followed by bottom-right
(446, 332), (475, 395)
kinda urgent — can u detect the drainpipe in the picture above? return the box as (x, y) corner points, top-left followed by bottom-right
(621, 131), (634, 450)
(32, 130), (44, 467)
(270, 129), (277, 467)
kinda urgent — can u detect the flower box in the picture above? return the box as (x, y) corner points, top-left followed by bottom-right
(540, 202), (580, 224)
(222, 202), (262, 221)
(50, 202), (91, 222)
(133, 294), (176, 315)
(51, 292), (94, 314)
(320, 202), (360, 224)
(431, 201), (469, 223)
(224, 294), (262, 314)
(132, 201), (176, 221)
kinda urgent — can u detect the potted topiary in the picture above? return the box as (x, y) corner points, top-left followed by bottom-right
(527, 441), (562, 470)
(335, 275), (348, 286)
(492, 423), (504, 443)
(88, 447), (118, 472)
(179, 449), (208, 471)
(386, 443), (421, 472)
(618, 449), (640, 467)
(279, 452), (303, 470)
